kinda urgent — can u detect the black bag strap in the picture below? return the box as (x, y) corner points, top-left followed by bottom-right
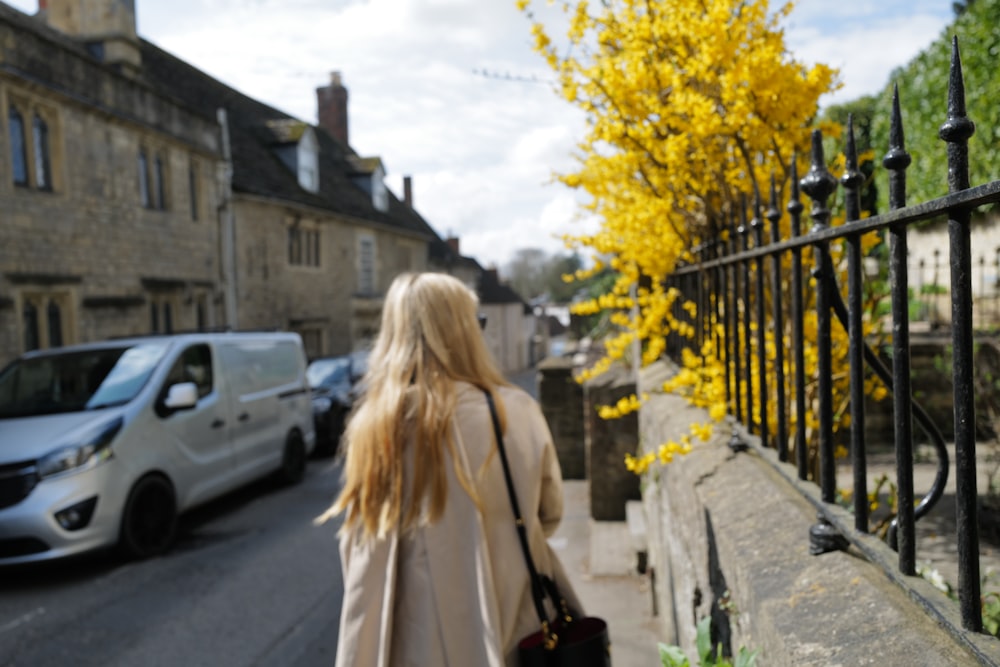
(483, 389), (571, 646)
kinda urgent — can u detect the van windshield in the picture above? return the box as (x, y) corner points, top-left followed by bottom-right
(0, 343), (169, 418)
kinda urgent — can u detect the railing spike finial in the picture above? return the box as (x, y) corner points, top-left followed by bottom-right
(787, 154), (803, 221)
(841, 114), (863, 194)
(738, 194), (749, 236)
(800, 130), (837, 233)
(938, 36), (976, 185)
(884, 84), (912, 173)
(766, 173), (781, 230)
(752, 190), (763, 230)
(943, 36), (973, 130)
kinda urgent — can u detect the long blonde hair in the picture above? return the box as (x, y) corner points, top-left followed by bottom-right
(330, 272), (508, 539)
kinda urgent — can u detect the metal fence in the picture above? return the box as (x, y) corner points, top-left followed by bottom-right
(666, 38), (1000, 662)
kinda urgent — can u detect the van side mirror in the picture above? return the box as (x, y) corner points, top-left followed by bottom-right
(163, 382), (199, 411)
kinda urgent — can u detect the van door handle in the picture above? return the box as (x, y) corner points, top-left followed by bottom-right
(237, 412), (250, 422)
(211, 419), (225, 429)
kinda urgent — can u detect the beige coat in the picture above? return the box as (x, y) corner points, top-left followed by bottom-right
(335, 382), (583, 667)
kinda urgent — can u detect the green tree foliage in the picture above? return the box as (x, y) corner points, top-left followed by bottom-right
(865, 0), (1000, 210)
(822, 95), (880, 214)
(502, 248), (585, 302)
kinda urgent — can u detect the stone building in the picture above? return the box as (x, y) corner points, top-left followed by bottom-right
(0, 0), (470, 366)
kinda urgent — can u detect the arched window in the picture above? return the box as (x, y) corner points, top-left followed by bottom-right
(9, 106), (27, 186)
(32, 114), (51, 190)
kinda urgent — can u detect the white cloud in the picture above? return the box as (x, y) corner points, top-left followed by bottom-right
(784, 0), (952, 106)
(3, 0), (955, 269)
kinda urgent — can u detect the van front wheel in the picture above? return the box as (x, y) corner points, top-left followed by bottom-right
(119, 475), (177, 560)
(277, 432), (307, 485)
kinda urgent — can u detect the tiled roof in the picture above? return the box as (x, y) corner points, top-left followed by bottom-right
(136, 41), (434, 239)
(479, 271), (527, 306)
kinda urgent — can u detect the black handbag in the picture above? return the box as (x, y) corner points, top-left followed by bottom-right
(483, 390), (612, 667)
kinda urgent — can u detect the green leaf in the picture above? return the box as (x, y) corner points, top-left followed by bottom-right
(658, 642), (690, 667)
(734, 648), (760, 667)
(696, 616), (714, 665)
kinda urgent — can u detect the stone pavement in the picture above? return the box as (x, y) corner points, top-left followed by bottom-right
(549, 479), (664, 666)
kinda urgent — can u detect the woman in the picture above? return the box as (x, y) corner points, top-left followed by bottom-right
(329, 272), (582, 667)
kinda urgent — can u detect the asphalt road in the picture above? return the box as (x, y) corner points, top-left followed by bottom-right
(0, 456), (346, 667)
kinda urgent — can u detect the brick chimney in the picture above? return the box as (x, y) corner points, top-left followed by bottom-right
(446, 237), (460, 255)
(44, 0), (141, 73)
(317, 71), (349, 146)
(403, 175), (413, 208)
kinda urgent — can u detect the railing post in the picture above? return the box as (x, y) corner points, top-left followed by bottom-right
(767, 175), (788, 461)
(697, 243), (706, 354)
(939, 36), (982, 632)
(730, 216), (743, 424)
(884, 84), (917, 570)
(788, 159), (809, 481)
(752, 196), (769, 449)
(842, 114), (869, 534)
(719, 233), (731, 409)
(801, 130), (846, 555)
(740, 201), (754, 435)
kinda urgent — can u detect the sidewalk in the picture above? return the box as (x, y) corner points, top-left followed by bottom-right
(548, 480), (664, 667)
(509, 366), (664, 665)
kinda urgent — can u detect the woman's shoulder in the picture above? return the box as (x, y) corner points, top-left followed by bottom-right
(455, 380), (536, 408)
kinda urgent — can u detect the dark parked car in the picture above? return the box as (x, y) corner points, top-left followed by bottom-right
(306, 351), (369, 456)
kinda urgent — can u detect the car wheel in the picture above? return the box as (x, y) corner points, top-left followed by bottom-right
(277, 431), (307, 485)
(118, 475), (177, 560)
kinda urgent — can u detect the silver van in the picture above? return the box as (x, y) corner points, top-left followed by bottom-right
(0, 332), (315, 564)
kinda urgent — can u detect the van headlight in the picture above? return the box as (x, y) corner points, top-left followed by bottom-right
(38, 417), (123, 479)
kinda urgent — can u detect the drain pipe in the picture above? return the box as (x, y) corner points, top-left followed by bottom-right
(217, 108), (239, 330)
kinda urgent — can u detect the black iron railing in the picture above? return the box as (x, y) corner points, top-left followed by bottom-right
(666, 38), (1000, 662)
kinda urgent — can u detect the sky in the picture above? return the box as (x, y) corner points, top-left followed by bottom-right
(5, 0), (955, 273)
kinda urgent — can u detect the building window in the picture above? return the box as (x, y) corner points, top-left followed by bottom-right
(153, 154), (166, 209)
(296, 128), (319, 193)
(288, 226), (301, 264)
(196, 296), (206, 331)
(20, 292), (71, 353)
(23, 301), (39, 351)
(149, 295), (176, 334)
(138, 149), (150, 207)
(288, 222), (320, 267)
(189, 160), (199, 220)
(32, 114), (51, 190)
(138, 147), (168, 210)
(358, 233), (376, 295)
(47, 299), (62, 347)
(7, 96), (59, 192)
(308, 229), (320, 266)
(295, 327), (323, 360)
(9, 106), (27, 186)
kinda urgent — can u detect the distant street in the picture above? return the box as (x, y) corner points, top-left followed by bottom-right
(0, 457), (346, 667)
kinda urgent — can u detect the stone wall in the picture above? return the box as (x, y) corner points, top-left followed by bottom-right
(538, 354), (642, 519)
(538, 356), (586, 480)
(638, 358), (999, 665)
(584, 363), (640, 521)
